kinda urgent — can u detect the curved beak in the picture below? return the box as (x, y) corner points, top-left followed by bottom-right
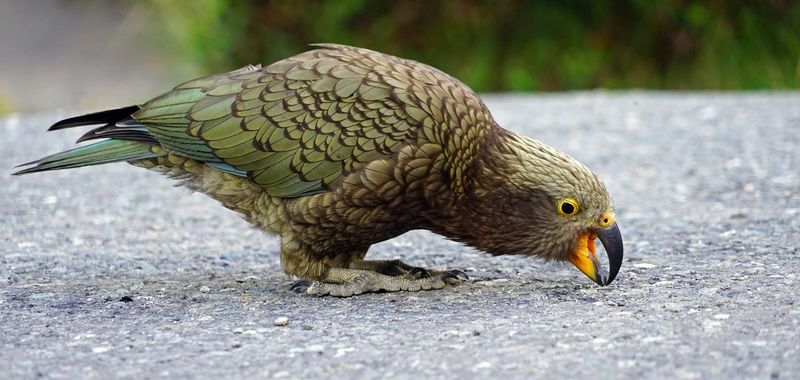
(568, 222), (624, 286)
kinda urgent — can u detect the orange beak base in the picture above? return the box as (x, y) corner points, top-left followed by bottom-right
(569, 222), (624, 286)
(569, 232), (603, 285)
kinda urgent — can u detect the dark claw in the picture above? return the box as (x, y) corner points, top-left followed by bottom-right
(289, 280), (311, 293)
(408, 267), (432, 279)
(448, 269), (469, 280)
(437, 271), (461, 285)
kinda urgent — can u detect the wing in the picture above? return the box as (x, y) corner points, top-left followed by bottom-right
(134, 44), (493, 197)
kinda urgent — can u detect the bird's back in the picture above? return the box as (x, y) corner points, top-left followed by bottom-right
(133, 44), (498, 198)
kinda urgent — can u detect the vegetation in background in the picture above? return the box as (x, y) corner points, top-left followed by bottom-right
(0, 92), (10, 116)
(144, 0), (800, 91)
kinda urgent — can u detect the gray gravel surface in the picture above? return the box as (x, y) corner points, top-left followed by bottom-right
(1, 93), (798, 379)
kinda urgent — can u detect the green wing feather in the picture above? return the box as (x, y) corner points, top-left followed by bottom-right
(13, 140), (163, 175)
(134, 46), (436, 198)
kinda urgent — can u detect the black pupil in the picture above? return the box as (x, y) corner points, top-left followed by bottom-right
(561, 202), (575, 214)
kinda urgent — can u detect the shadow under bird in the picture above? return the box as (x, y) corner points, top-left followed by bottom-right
(13, 44), (623, 296)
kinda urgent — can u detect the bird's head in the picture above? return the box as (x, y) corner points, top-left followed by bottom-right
(472, 133), (624, 286)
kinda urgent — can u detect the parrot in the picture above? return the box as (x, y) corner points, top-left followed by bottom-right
(13, 44), (623, 297)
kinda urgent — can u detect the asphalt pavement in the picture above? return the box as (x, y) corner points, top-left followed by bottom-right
(1, 93), (798, 379)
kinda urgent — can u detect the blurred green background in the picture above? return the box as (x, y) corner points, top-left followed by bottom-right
(147, 0), (800, 91)
(1, 0), (798, 113)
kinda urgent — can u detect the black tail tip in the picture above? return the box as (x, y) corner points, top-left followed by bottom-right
(48, 105), (140, 131)
(11, 167), (35, 175)
(11, 160), (40, 175)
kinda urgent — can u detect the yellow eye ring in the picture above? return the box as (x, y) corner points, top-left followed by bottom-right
(557, 198), (580, 216)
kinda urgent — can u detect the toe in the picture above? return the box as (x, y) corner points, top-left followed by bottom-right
(407, 267), (432, 279)
(437, 271), (461, 285)
(449, 269), (469, 280)
(305, 281), (329, 296)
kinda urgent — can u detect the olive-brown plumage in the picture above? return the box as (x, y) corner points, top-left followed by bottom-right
(14, 44), (623, 296)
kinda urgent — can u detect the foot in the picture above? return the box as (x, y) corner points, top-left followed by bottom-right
(348, 259), (469, 280)
(292, 268), (466, 297)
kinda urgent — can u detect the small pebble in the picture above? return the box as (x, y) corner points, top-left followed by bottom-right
(273, 317), (289, 326)
(236, 275), (262, 283)
(199, 286), (211, 293)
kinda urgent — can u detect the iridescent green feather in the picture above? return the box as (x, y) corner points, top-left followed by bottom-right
(13, 140), (163, 175)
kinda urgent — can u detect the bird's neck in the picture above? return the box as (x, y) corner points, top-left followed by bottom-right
(469, 130), (547, 195)
(427, 130), (548, 255)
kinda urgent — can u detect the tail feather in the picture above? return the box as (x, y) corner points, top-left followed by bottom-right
(76, 122), (160, 144)
(12, 139), (164, 175)
(13, 105), (169, 175)
(14, 105), (243, 177)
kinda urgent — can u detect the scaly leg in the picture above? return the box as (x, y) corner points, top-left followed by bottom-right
(281, 239), (467, 297)
(296, 267), (465, 297)
(347, 259), (468, 279)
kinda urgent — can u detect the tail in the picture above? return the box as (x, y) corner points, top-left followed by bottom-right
(12, 106), (166, 175)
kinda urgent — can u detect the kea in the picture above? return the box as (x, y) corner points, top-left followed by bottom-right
(13, 44), (623, 296)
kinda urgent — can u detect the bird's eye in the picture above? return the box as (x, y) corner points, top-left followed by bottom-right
(557, 199), (579, 216)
